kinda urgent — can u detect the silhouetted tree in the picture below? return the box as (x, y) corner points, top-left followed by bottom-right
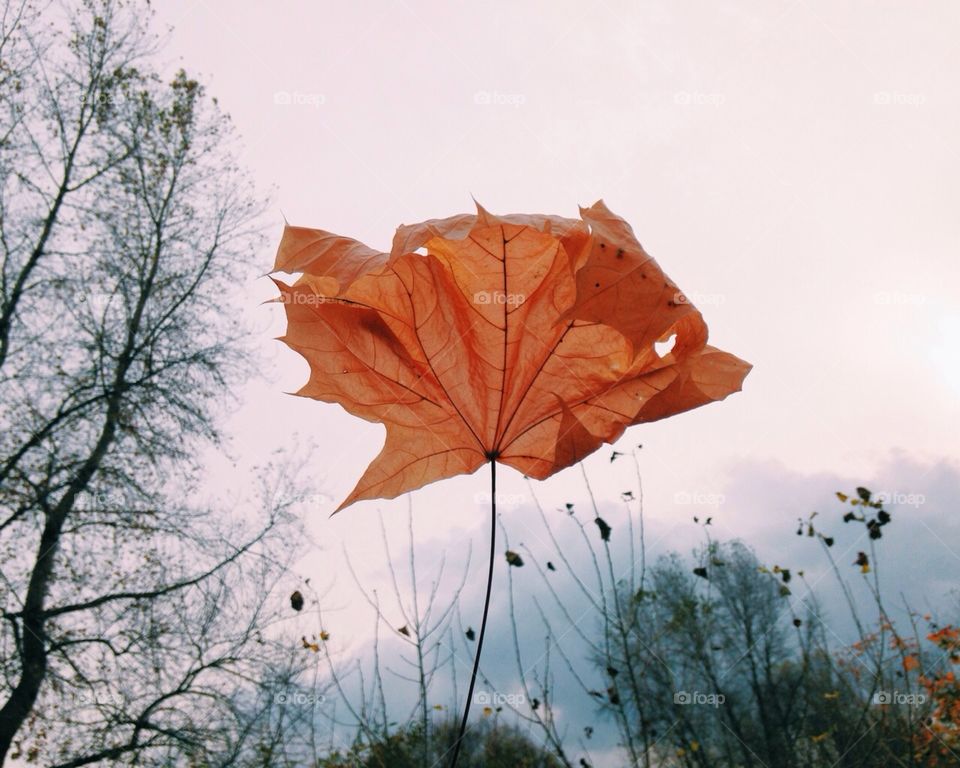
(0, 1), (305, 764)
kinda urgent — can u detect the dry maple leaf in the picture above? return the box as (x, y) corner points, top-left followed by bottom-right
(271, 201), (750, 511)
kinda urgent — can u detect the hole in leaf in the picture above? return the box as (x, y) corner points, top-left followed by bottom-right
(654, 334), (677, 358)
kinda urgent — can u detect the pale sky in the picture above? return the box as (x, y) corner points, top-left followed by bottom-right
(154, 1), (959, 762)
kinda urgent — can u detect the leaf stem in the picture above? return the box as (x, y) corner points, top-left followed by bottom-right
(449, 459), (496, 768)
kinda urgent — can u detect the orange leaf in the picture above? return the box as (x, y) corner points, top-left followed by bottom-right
(272, 201), (751, 510)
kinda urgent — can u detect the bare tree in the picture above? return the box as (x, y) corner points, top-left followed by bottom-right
(503, 460), (945, 768)
(0, 0), (309, 764)
(276, 502), (562, 768)
(309, 505), (473, 761)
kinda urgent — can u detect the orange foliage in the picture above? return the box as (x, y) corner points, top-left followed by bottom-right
(271, 202), (751, 510)
(915, 625), (960, 766)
